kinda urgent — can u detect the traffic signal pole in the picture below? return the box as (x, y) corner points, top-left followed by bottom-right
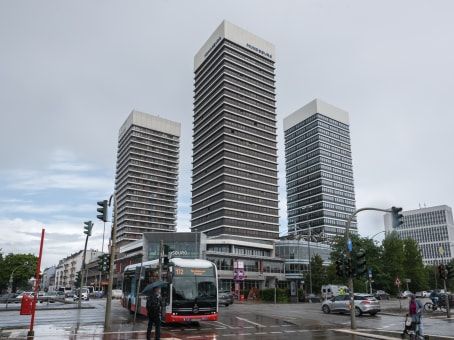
(104, 194), (116, 332)
(345, 206), (397, 330)
(78, 232), (89, 309)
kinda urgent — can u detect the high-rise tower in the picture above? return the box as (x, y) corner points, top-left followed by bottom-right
(284, 99), (357, 241)
(115, 110), (180, 247)
(191, 21), (279, 240)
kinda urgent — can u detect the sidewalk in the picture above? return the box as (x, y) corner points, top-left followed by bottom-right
(0, 302), (95, 312)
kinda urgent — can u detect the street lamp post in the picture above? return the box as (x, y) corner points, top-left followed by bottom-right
(8, 261), (29, 293)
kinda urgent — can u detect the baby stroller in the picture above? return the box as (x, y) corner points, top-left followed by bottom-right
(401, 314), (424, 339)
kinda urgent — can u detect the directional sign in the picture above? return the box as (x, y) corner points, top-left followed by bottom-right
(368, 268), (373, 279)
(347, 239), (353, 252)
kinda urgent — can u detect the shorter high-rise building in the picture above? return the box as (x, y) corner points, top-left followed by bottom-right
(283, 99), (357, 241)
(384, 205), (454, 265)
(115, 110), (180, 247)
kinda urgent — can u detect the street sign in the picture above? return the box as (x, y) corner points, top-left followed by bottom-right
(368, 268), (372, 279)
(395, 277), (401, 286)
(347, 239), (353, 252)
(404, 278), (411, 283)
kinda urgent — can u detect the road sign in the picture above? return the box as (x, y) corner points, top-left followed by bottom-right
(395, 277), (401, 286)
(368, 268), (372, 278)
(347, 239), (353, 252)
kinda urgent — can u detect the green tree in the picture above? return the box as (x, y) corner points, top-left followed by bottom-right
(0, 253), (37, 292)
(402, 238), (427, 291)
(381, 232), (405, 295)
(305, 254), (326, 294)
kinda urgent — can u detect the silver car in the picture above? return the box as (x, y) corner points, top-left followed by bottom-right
(321, 294), (380, 316)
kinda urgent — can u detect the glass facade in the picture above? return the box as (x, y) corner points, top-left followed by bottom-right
(284, 108), (357, 241)
(387, 206), (454, 265)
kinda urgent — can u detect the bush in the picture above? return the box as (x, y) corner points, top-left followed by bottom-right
(260, 288), (290, 303)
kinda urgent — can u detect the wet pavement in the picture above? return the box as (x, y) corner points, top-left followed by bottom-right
(1, 299), (453, 339)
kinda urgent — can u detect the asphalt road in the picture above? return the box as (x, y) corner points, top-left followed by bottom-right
(1, 299), (453, 339)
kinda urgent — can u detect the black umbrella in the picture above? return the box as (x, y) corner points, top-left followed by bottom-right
(142, 281), (167, 295)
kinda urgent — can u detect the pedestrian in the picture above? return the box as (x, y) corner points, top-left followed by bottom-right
(146, 287), (163, 340)
(408, 294), (424, 338)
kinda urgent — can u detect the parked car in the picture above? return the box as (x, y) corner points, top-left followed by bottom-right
(218, 290), (234, 306)
(374, 290), (390, 300)
(73, 288), (89, 301)
(65, 290), (75, 298)
(111, 289), (123, 299)
(322, 293), (380, 317)
(0, 293), (18, 303)
(416, 291), (431, 298)
(398, 290), (413, 299)
(16, 291), (34, 300)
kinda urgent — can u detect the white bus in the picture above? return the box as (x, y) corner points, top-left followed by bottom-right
(122, 258), (218, 323)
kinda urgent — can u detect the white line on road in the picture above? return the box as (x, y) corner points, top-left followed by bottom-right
(235, 316), (267, 328)
(214, 321), (233, 329)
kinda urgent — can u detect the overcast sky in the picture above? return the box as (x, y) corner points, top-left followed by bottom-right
(1, 0), (453, 269)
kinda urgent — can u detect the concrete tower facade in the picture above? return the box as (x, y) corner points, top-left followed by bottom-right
(115, 110), (180, 247)
(191, 21), (279, 240)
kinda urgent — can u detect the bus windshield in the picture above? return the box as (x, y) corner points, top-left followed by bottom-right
(172, 266), (216, 303)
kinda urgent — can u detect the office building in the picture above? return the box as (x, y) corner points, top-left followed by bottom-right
(384, 205), (454, 265)
(283, 99), (357, 240)
(117, 232), (285, 291)
(191, 20), (279, 241)
(115, 110), (180, 247)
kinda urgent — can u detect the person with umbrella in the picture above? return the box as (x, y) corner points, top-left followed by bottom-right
(144, 281), (165, 340)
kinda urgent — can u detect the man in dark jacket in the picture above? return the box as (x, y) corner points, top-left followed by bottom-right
(146, 287), (162, 340)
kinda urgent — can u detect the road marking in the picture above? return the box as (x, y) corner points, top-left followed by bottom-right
(270, 331), (283, 334)
(214, 321), (233, 329)
(235, 316), (267, 328)
(255, 332), (267, 335)
(269, 325), (280, 327)
(238, 333), (251, 336)
(281, 324), (292, 326)
(284, 330), (296, 333)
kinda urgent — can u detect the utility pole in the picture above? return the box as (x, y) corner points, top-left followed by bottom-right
(308, 226), (312, 295)
(79, 221), (93, 309)
(159, 240), (164, 280)
(104, 194), (116, 332)
(345, 206), (400, 330)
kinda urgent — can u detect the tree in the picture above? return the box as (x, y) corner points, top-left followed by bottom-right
(381, 232), (405, 295)
(0, 253), (37, 293)
(402, 238), (427, 291)
(305, 254), (326, 294)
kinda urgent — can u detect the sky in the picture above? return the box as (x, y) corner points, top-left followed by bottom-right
(1, 0), (453, 269)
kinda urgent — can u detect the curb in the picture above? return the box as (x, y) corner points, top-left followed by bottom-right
(0, 306), (95, 312)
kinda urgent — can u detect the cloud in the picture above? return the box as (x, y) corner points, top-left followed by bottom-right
(0, 218), (106, 268)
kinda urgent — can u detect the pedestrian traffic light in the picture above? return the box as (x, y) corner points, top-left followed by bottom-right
(97, 200), (108, 222)
(335, 253), (348, 278)
(391, 206), (404, 228)
(354, 249), (367, 277)
(83, 221), (93, 236)
(438, 264), (447, 280)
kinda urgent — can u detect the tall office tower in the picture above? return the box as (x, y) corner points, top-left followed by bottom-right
(284, 99), (357, 241)
(384, 205), (454, 265)
(115, 110), (180, 247)
(191, 21), (279, 240)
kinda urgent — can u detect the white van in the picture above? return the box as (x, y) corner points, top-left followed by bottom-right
(321, 284), (349, 299)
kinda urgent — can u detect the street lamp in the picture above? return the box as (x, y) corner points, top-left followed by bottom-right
(9, 261), (29, 293)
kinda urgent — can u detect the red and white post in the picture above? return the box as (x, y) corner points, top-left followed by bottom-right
(28, 228), (45, 338)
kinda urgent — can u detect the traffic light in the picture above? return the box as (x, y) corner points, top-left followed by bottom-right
(335, 253), (353, 278)
(83, 221), (93, 236)
(391, 206), (404, 228)
(438, 264), (447, 280)
(354, 249), (367, 277)
(97, 200), (108, 222)
(97, 254), (110, 273)
(447, 263), (454, 280)
(75, 271), (82, 288)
